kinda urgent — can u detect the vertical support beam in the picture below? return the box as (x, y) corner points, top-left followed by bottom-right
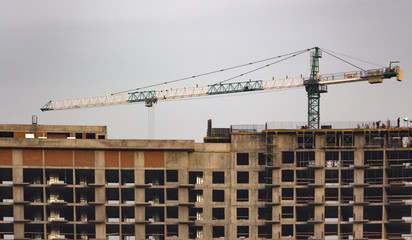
(305, 47), (325, 129)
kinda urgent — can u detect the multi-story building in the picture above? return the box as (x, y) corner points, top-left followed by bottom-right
(0, 122), (412, 239)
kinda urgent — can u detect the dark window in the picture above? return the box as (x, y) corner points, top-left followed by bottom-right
(258, 153), (266, 165)
(166, 170), (178, 182)
(166, 188), (178, 201)
(282, 188), (294, 200)
(0, 132), (13, 138)
(237, 153), (249, 165)
(85, 133), (95, 139)
(282, 151), (294, 164)
(212, 208), (225, 220)
(237, 208), (249, 220)
(237, 190), (248, 202)
(282, 206), (293, 219)
(282, 170), (294, 182)
(237, 226), (249, 238)
(237, 171), (249, 184)
(166, 207), (178, 219)
(282, 225), (293, 237)
(212, 190), (225, 202)
(98, 135), (105, 139)
(189, 171), (203, 184)
(75, 133), (83, 139)
(213, 171), (225, 184)
(167, 225), (178, 237)
(213, 226), (224, 238)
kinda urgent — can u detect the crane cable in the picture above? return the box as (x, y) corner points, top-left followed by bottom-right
(321, 48), (385, 68)
(321, 49), (367, 71)
(216, 48), (310, 84)
(112, 48), (314, 94)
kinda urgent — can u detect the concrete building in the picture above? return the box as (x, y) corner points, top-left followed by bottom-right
(0, 122), (412, 239)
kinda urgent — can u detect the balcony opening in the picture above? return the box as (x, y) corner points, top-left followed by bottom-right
(258, 189), (272, 202)
(166, 188), (178, 201)
(365, 169), (383, 185)
(258, 225), (272, 239)
(167, 225), (178, 237)
(237, 226), (249, 238)
(212, 208), (225, 220)
(237, 208), (249, 220)
(75, 169), (94, 185)
(46, 169), (73, 185)
(121, 188), (134, 204)
(145, 207), (165, 222)
(106, 188), (120, 204)
(364, 206), (382, 221)
(325, 188), (338, 203)
(189, 190), (203, 203)
(297, 132), (314, 149)
(0, 205), (13, 222)
(212, 190), (224, 202)
(340, 224), (353, 239)
(296, 169), (315, 185)
(325, 170), (339, 185)
(325, 206), (338, 222)
(282, 151), (294, 164)
(282, 188), (294, 201)
(340, 188), (353, 204)
(237, 153), (249, 165)
(342, 132), (354, 146)
(25, 205), (44, 221)
(296, 188), (314, 204)
(386, 205), (411, 221)
(341, 206), (353, 222)
(213, 226), (224, 238)
(122, 225), (134, 239)
(296, 151), (315, 167)
(105, 170), (119, 185)
(189, 208), (203, 221)
(213, 171), (225, 184)
(237, 171), (249, 184)
(121, 170), (134, 186)
(363, 224), (382, 239)
(146, 225), (164, 240)
(364, 187), (382, 203)
(364, 151), (384, 166)
(325, 224), (338, 239)
(24, 187), (43, 202)
(106, 224), (119, 239)
(166, 170), (178, 182)
(145, 170), (164, 186)
(282, 224), (293, 237)
(25, 224), (43, 239)
(76, 188), (95, 203)
(166, 207), (178, 219)
(325, 151), (339, 168)
(76, 206), (95, 222)
(106, 206), (120, 223)
(296, 224), (314, 239)
(387, 150), (412, 166)
(122, 206), (135, 223)
(258, 207), (272, 220)
(326, 132), (338, 147)
(145, 189), (165, 204)
(282, 206), (293, 219)
(189, 171), (203, 184)
(258, 170), (272, 184)
(0, 168), (12, 184)
(296, 206), (314, 222)
(341, 169), (354, 185)
(23, 168), (43, 184)
(189, 226), (203, 239)
(341, 151), (354, 167)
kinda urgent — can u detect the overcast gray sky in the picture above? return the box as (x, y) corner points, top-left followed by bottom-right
(1, 0), (411, 142)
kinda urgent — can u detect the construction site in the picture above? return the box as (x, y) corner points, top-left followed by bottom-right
(0, 47), (407, 239)
(0, 120), (412, 239)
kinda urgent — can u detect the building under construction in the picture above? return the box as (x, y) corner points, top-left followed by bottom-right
(1, 121), (412, 240)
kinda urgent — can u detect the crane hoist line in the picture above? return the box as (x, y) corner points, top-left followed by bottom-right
(40, 47), (403, 130)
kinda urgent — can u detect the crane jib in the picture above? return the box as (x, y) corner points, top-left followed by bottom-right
(207, 80), (264, 95)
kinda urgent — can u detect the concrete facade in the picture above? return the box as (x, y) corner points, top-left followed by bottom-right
(0, 124), (412, 239)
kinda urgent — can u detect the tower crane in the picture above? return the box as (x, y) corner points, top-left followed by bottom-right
(41, 47), (403, 129)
